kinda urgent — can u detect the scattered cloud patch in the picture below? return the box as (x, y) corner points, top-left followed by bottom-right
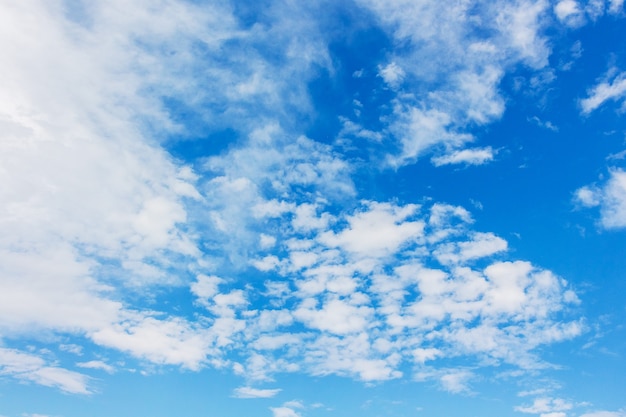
(575, 169), (626, 229)
(529, 116), (559, 131)
(76, 360), (115, 374)
(609, 0), (624, 14)
(233, 386), (282, 398)
(431, 147), (495, 167)
(378, 62), (406, 88)
(270, 406), (301, 417)
(580, 70), (626, 114)
(580, 412), (626, 417)
(515, 397), (574, 415)
(554, 0), (585, 27)
(0, 348), (91, 394)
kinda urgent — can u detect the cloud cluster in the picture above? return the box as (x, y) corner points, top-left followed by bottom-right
(349, 0), (552, 165)
(0, 0), (588, 400)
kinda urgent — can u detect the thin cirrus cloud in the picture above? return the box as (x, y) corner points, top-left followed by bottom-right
(1, 0), (625, 416)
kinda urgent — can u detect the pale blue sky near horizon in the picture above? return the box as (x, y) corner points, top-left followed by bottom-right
(1, 1), (626, 417)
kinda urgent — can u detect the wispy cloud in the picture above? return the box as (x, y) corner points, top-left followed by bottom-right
(580, 70), (626, 114)
(233, 386), (282, 399)
(0, 348), (91, 394)
(76, 360), (115, 374)
(580, 412), (626, 417)
(354, 0), (550, 165)
(431, 147), (496, 167)
(515, 396), (574, 415)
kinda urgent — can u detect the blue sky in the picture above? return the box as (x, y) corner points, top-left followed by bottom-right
(1, 1), (626, 416)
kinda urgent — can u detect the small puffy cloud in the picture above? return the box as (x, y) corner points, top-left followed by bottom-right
(580, 70), (626, 114)
(609, 0), (624, 14)
(575, 169), (626, 229)
(294, 298), (373, 335)
(318, 201), (424, 258)
(379, 62), (405, 87)
(233, 386), (282, 398)
(574, 186), (601, 207)
(434, 232), (508, 265)
(554, 0), (585, 27)
(431, 147), (495, 167)
(190, 275), (223, 304)
(270, 407), (301, 417)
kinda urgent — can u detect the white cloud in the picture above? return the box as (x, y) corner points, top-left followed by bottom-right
(575, 169), (626, 229)
(600, 171), (626, 228)
(76, 360), (115, 374)
(357, 0), (550, 164)
(574, 186), (601, 207)
(318, 201), (424, 258)
(191, 275), (224, 306)
(609, 0), (624, 14)
(529, 116), (559, 131)
(0, 0), (589, 398)
(0, 348), (91, 394)
(580, 70), (626, 114)
(294, 298), (373, 335)
(515, 397), (574, 414)
(554, 0), (585, 27)
(431, 147), (495, 167)
(233, 386), (282, 398)
(580, 412), (626, 417)
(434, 232), (508, 265)
(414, 368), (474, 394)
(90, 315), (213, 370)
(379, 62), (405, 87)
(270, 407), (301, 417)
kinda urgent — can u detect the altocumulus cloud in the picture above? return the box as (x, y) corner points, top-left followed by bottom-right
(0, 0), (612, 413)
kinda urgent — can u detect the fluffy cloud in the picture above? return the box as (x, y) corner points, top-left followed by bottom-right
(0, 0), (586, 398)
(575, 169), (626, 229)
(226, 201), (581, 384)
(270, 407), (301, 417)
(554, 0), (585, 27)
